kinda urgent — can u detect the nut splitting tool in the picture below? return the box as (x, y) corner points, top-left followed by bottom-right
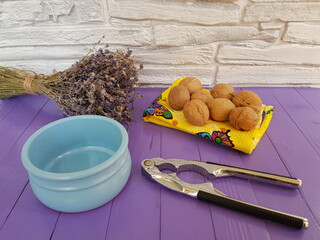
(141, 157), (308, 229)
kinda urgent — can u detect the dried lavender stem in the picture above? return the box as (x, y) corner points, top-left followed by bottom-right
(0, 46), (142, 124)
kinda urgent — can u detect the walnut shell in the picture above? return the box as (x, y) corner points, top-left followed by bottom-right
(208, 98), (236, 122)
(183, 99), (209, 126)
(168, 85), (190, 110)
(232, 90), (262, 114)
(179, 77), (202, 94)
(191, 89), (214, 105)
(229, 107), (259, 131)
(210, 83), (235, 100)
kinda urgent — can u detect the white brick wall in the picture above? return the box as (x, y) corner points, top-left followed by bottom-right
(0, 0), (319, 87)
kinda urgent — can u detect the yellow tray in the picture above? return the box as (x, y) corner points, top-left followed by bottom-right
(143, 78), (273, 154)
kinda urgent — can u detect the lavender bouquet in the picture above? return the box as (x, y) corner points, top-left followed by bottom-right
(0, 46), (142, 124)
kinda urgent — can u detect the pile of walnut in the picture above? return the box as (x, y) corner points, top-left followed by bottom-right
(168, 77), (262, 131)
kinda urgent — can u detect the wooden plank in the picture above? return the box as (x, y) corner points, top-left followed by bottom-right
(196, 131), (272, 239)
(0, 87), (319, 240)
(155, 87), (267, 239)
(295, 88), (320, 114)
(0, 95), (49, 226)
(50, 121), (132, 240)
(0, 184), (59, 240)
(270, 88), (320, 157)
(242, 134), (320, 240)
(0, 96), (23, 122)
(0, 98), (64, 239)
(105, 88), (162, 240)
(50, 205), (112, 240)
(50, 114), (134, 240)
(140, 87), (217, 240)
(160, 127), (216, 240)
(249, 87), (320, 227)
(196, 86), (320, 239)
(0, 95), (48, 163)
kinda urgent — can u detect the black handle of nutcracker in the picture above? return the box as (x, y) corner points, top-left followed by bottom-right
(197, 191), (308, 229)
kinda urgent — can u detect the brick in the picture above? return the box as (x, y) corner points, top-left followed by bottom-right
(0, 26), (152, 47)
(0, 45), (139, 61)
(1, 60), (214, 87)
(260, 22), (284, 30)
(73, 0), (105, 23)
(0, 0), (105, 27)
(0, 44), (215, 66)
(0, 59), (75, 75)
(108, 0), (240, 25)
(252, 0), (307, 1)
(134, 45), (216, 65)
(0, 62), (217, 87)
(217, 43), (320, 65)
(284, 23), (320, 45)
(0, 1), (42, 26)
(217, 65), (320, 86)
(0, 46), (88, 61)
(244, 2), (320, 22)
(154, 25), (279, 47)
(109, 18), (152, 27)
(138, 65), (216, 86)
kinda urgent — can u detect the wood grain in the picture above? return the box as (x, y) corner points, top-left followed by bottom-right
(0, 88), (319, 240)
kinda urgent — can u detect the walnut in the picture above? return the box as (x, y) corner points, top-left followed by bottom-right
(183, 99), (209, 126)
(168, 85), (190, 110)
(229, 107), (259, 131)
(208, 98), (236, 122)
(210, 83), (235, 100)
(179, 77), (202, 94)
(232, 90), (262, 113)
(191, 89), (214, 105)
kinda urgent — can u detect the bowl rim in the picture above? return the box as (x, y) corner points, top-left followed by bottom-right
(21, 115), (129, 181)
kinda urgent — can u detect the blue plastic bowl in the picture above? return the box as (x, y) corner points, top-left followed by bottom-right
(21, 115), (131, 212)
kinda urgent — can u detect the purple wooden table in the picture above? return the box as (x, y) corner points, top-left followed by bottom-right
(0, 87), (320, 240)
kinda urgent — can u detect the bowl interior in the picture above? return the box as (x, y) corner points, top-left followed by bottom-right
(26, 117), (124, 173)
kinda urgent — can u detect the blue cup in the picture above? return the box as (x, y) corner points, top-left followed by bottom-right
(22, 115), (131, 212)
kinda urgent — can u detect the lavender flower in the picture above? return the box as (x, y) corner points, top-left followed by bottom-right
(0, 46), (142, 124)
